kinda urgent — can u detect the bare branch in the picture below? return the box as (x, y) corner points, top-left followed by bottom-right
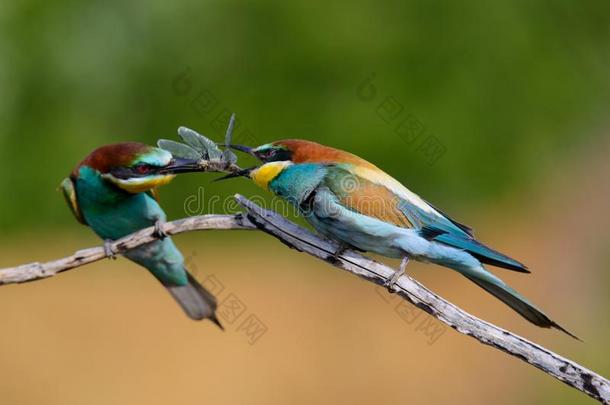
(233, 195), (609, 403)
(0, 196), (607, 402)
(0, 214), (255, 285)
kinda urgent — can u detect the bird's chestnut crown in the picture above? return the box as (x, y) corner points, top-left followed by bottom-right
(233, 139), (373, 168)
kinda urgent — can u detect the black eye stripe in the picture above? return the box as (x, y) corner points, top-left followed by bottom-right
(257, 148), (291, 162)
(110, 167), (133, 179)
(110, 164), (157, 179)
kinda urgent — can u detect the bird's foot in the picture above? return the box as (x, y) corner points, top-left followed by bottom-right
(335, 243), (350, 259)
(104, 239), (117, 260)
(385, 256), (409, 293)
(326, 242), (348, 264)
(153, 219), (168, 240)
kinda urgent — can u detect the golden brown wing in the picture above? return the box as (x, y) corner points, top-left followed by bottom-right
(324, 167), (413, 228)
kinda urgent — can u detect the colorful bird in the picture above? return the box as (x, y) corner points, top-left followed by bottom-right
(225, 140), (576, 338)
(61, 142), (222, 327)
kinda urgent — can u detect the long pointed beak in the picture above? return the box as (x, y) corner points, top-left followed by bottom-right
(159, 158), (202, 174)
(225, 144), (255, 157)
(214, 167), (254, 182)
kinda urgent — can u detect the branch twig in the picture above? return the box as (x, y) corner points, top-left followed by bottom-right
(0, 214), (255, 285)
(0, 195), (608, 403)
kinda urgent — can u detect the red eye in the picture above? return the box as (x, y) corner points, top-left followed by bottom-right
(135, 164), (151, 175)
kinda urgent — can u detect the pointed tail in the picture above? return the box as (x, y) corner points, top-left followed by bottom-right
(456, 265), (579, 340)
(165, 271), (223, 329)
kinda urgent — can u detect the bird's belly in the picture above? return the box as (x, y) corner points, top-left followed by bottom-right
(85, 211), (146, 240)
(306, 213), (408, 258)
(308, 213), (478, 269)
(80, 193), (165, 240)
(84, 207), (187, 285)
(78, 193), (187, 285)
(304, 187), (477, 265)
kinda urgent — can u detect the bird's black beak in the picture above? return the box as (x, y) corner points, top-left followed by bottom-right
(225, 144), (256, 157)
(214, 167), (254, 182)
(159, 158), (202, 174)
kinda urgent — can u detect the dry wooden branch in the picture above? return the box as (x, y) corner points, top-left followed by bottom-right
(0, 195), (608, 403)
(0, 214), (255, 285)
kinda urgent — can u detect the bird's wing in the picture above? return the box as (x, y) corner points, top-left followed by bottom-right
(323, 164), (468, 233)
(297, 143), (474, 236)
(59, 177), (87, 225)
(322, 165), (414, 228)
(323, 164), (527, 272)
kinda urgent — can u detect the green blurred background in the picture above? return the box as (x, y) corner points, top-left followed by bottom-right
(0, 1), (608, 404)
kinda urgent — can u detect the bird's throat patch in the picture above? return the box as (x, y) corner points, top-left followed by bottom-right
(104, 173), (176, 194)
(251, 161), (292, 190)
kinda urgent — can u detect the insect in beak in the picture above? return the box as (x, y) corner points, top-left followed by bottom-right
(214, 167), (255, 182)
(159, 158), (202, 174)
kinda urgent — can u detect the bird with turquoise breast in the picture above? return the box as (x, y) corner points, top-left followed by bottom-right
(61, 142), (222, 327)
(225, 140), (577, 338)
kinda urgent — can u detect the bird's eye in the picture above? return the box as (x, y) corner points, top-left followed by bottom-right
(134, 164), (152, 175)
(259, 150), (275, 159)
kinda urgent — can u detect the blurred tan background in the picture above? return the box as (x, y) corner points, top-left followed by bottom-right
(1, 1), (609, 404)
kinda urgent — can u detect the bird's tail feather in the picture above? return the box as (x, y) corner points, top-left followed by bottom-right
(456, 266), (579, 340)
(165, 271), (223, 329)
(433, 232), (529, 273)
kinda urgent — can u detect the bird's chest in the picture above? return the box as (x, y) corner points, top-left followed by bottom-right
(84, 202), (157, 240)
(269, 164), (326, 205)
(76, 176), (162, 240)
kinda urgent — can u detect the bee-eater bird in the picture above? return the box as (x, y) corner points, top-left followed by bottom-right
(225, 140), (576, 338)
(61, 142), (222, 327)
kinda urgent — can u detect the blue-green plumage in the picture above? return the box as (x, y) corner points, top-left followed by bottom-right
(269, 163), (326, 205)
(62, 143), (220, 326)
(75, 166), (187, 286)
(237, 139), (576, 338)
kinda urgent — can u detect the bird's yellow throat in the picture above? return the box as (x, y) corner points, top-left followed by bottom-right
(250, 161), (292, 190)
(104, 173), (176, 194)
